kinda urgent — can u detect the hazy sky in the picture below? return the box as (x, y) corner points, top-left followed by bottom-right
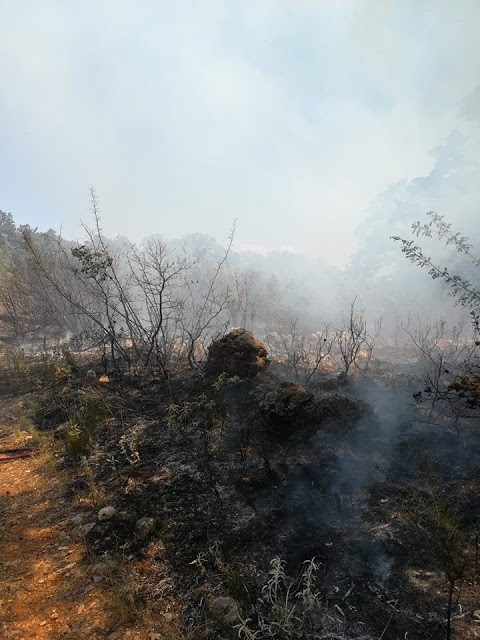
(1, 1), (479, 265)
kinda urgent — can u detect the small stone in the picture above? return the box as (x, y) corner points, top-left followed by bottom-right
(135, 517), (156, 539)
(206, 595), (241, 626)
(70, 514), (84, 526)
(73, 522), (95, 538)
(57, 562), (76, 574)
(97, 506), (116, 521)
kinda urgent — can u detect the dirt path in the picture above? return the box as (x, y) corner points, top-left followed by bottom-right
(0, 401), (178, 640)
(0, 418), (112, 639)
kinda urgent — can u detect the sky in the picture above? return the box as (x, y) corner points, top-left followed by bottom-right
(1, 0), (479, 266)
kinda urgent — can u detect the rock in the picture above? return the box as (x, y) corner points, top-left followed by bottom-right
(206, 595), (241, 626)
(205, 329), (268, 378)
(72, 522), (95, 538)
(314, 393), (373, 429)
(260, 382), (314, 429)
(70, 514), (85, 526)
(316, 374), (343, 391)
(135, 517), (156, 539)
(97, 506), (116, 521)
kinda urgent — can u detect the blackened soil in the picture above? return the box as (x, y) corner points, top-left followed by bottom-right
(31, 368), (480, 639)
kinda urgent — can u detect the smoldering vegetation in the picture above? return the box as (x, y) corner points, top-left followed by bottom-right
(1, 206), (480, 640)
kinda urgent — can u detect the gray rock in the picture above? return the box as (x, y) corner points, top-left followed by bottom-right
(261, 382), (314, 423)
(314, 393), (373, 429)
(206, 595), (241, 626)
(72, 522), (95, 538)
(135, 516), (156, 539)
(97, 506), (116, 521)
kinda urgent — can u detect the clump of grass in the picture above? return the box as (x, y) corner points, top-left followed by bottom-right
(119, 420), (145, 465)
(80, 456), (106, 508)
(102, 553), (141, 624)
(212, 372), (241, 392)
(64, 390), (110, 463)
(234, 557), (339, 640)
(1, 346), (60, 390)
(10, 410), (59, 476)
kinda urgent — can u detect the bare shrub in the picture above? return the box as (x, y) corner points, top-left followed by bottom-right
(19, 190), (236, 379)
(333, 298), (382, 380)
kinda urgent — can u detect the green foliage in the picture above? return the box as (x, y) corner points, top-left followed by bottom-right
(393, 211), (480, 326)
(0, 345), (59, 391)
(71, 244), (113, 281)
(167, 393), (222, 433)
(212, 371), (241, 392)
(64, 390), (110, 463)
(234, 557), (338, 639)
(119, 421), (144, 465)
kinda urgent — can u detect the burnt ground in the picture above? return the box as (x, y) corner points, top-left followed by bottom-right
(3, 361), (480, 640)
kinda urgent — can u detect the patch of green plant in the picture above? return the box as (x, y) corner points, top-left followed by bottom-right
(64, 390), (110, 463)
(213, 372), (241, 392)
(119, 420), (144, 465)
(234, 557), (339, 640)
(28, 399), (44, 425)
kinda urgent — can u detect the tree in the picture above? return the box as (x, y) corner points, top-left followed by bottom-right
(333, 298), (382, 380)
(392, 211), (480, 329)
(392, 211), (480, 418)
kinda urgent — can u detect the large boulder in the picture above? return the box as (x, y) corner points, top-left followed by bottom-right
(205, 329), (268, 378)
(260, 382), (374, 436)
(260, 382), (314, 428)
(313, 393), (373, 430)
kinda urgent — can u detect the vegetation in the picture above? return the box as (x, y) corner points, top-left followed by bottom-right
(2, 206), (480, 640)
(393, 212), (480, 424)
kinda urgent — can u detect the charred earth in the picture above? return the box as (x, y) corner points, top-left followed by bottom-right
(4, 331), (480, 640)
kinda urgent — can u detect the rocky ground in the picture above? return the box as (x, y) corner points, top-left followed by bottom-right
(0, 398), (181, 640)
(1, 330), (480, 639)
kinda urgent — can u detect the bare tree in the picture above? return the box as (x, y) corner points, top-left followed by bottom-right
(18, 191), (237, 379)
(180, 221), (236, 369)
(334, 298), (382, 380)
(402, 316), (479, 431)
(266, 319), (334, 384)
